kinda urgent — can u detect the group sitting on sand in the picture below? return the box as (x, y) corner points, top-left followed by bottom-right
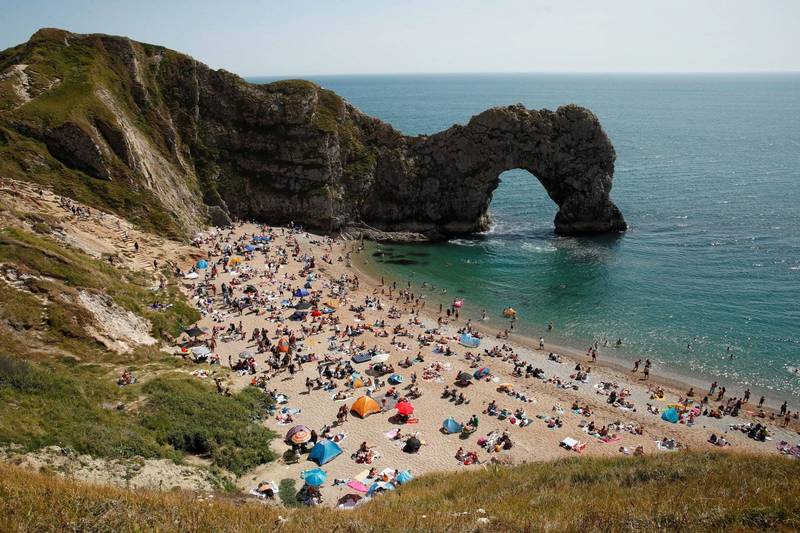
(167, 221), (796, 506)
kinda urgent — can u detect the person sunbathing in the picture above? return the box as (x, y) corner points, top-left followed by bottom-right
(455, 447), (465, 462)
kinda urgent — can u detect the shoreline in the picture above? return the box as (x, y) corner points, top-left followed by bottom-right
(350, 245), (794, 413)
(178, 223), (797, 506)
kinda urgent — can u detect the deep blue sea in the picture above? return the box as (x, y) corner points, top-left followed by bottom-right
(251, 74), (800, 400)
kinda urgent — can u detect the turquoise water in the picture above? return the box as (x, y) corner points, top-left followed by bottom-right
(251, 74), (800, 399)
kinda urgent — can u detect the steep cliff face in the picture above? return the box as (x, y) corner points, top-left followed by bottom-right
(0, 29), (626, 240)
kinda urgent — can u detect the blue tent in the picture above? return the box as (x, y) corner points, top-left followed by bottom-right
(308, 439), (342, 465)
(442, 417), (463, 434)
(459, 333), (480, 348)
(396, 470), (413, 484)
(388, 373), (403, 384)
(661, 407), (680, 423)
(301, 467), (327, 487)
(473, 367), (490, 379)
(196, 259), (208, 269)
(294, 288), (310, 297)
(245, 244), (256, 252)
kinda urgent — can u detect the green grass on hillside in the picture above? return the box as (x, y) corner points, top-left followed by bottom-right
(0, 452), (798, 532)
(0, 226), (274, 474)
(140, 378), (276, 475)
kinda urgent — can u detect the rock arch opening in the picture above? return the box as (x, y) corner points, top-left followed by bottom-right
(359, 104), (627, 240)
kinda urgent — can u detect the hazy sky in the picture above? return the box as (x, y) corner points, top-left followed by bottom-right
(2, 0), (798, 76)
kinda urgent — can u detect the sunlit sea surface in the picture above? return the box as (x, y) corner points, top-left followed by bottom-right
(250, 73), (800, 400)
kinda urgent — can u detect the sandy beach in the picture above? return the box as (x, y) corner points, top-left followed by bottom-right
(177, 223), (798, 506)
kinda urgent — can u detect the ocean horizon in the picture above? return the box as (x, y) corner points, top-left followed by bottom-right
(250, 73), (800, 401)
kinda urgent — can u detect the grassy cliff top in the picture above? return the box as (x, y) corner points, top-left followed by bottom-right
(0, 452), (798, 531)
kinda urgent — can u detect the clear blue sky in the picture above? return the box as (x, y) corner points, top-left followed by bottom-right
(2, 0), (798, 76)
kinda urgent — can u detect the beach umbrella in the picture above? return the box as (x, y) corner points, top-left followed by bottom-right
(473, 367), (490, 379)
(196, 259), (208, 269)
(403, 436), (421, 454)
(311, 309), (323, 317)
(301, 467), (327, 487)
(278, 338), (290, 353)
(238, 350), (253, 360)
(371, 353), (390, 364)
(395, 401), (414, 416)
(229, 257), (242, 266)
(456, 372), (473, 383)
(286, 425), (312, 444)
(388, 374), (403, 385)
(337, 494), (363, 509)
(396, 470), (413, 484)
(308, 439), (342, 465)
(295, 301), (313, 310)
(442, 417), (463, 434)
(294, 288), (310, 297)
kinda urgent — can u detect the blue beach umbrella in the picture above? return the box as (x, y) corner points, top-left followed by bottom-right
(301, 467), (328, 487)
(196, 259), (208, 269)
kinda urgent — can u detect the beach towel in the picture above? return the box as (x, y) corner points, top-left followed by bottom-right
(346, 480), (369, 493)
(600, 435), (622, 443)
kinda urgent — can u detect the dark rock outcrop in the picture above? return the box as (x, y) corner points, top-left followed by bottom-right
(0, 29), (626, 240)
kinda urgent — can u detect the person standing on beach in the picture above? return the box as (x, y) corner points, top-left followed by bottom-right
(539, 337), (544, 350)
(709, 381), (717, 395)
(632, 359), (641, 373)
(743, 388), (750, 403)
(758, 396), (765, 408)
(780, 401), (787, 416)
(643, 366), (650, 380)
